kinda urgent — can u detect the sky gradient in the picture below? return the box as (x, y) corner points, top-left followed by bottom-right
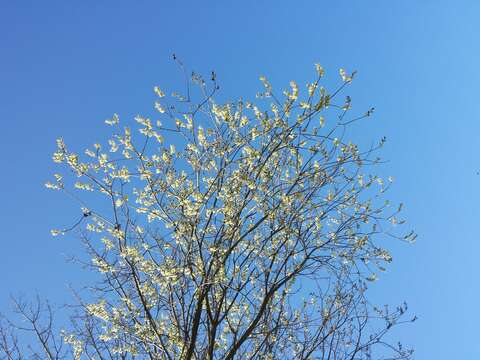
(1, 1), (479, 358)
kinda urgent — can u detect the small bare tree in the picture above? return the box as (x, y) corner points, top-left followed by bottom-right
(1, 62), (416, 359)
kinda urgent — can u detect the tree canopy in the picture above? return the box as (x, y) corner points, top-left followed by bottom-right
(1, 62), (416, 360)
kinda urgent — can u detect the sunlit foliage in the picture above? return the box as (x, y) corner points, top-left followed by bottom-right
(1, 63), (416, 360)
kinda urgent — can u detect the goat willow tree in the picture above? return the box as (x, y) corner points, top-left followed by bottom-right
(1, 63), (416, 359)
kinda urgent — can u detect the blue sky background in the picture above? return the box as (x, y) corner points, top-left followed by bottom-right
(1, 1), (479, 358)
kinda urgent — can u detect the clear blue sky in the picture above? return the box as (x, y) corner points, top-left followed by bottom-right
(1, 1), (479, 358)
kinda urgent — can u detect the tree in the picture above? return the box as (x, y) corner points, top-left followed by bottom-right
(1, 62), (416, 360)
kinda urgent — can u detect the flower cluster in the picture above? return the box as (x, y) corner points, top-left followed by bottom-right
(46, 65), (415, 359)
